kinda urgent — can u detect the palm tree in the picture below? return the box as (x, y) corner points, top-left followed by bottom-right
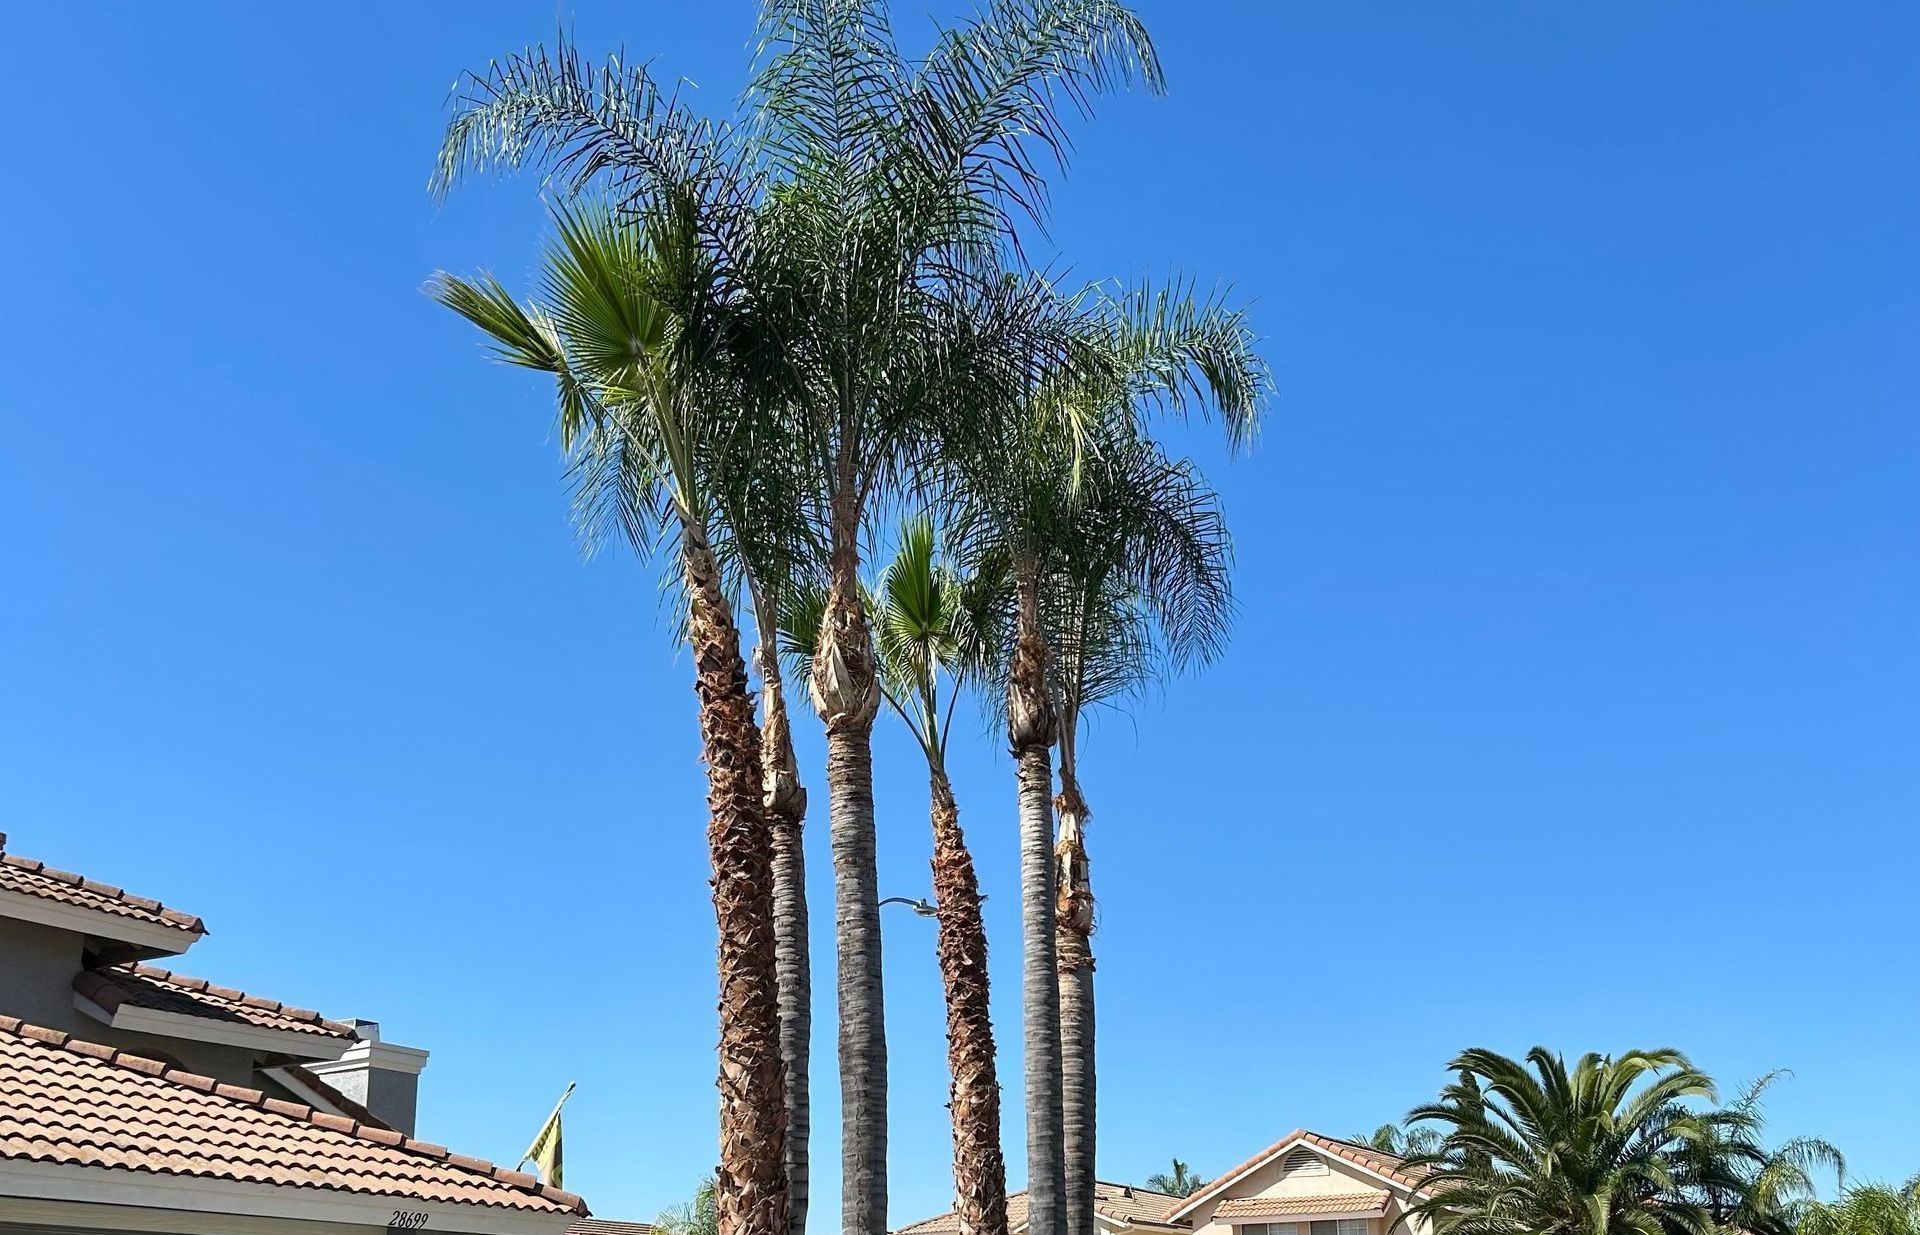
(1676, 1070), (1842, 1235)
(1046, 290), (1264, 1235)
(931, 276), (1262, 1235)
(429, 202), (788, 1235)
(1144, 1160), (1208, 1199)
(1401, 1047), (1768, 1235)
(1351, 1125), (1443, 1159)
(863, 516), (1009, 1235)
(659, 1178), (721, 1235)
(745, 21), (1166, 1230)
(1799, 1178), (1920, 1235)
(436, 8), (1170, 1231)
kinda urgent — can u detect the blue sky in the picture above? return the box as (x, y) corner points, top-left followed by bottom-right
(2, 0), (1915, 1224)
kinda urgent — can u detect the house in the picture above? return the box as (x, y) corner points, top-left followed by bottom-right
(896, 1131), (1436, 1235)
(0, 832), (589, 1235)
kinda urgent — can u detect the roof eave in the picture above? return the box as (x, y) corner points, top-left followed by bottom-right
(0, 886), (202, 960)
(0, 1159), (580, 1235)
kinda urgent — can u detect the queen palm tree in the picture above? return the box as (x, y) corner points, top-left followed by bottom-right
(436, 9), (1172, 1231)
(1401, 1047), (1768, 1235)
(1047, 290), (1264, 1235)
(1798, 1178), (1920, 1235)
(430, 202), (789, 1235)
(1673, 1070), (1842, 1235)
(935, 278), (1262, 1235)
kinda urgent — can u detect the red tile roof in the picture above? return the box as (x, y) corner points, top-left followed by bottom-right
(0, 1016), (584, 1215)
(74, 964), (357, 1040)
(0, 836), (205, 937)
(1168, 1131), (1431, 1222)
(1211, 1193), (1388, 1218)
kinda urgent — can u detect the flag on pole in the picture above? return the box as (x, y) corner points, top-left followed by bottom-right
(519, 1082), (575, 1189)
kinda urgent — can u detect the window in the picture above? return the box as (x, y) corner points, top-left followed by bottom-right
(1239, 1225), (1299, 1235)
(1308, 1222), (1370, 1235)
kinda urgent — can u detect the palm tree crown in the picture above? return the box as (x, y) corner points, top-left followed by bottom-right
(1402, 1047), (1769, 1235)
(1144, 1160), (1209, 1198)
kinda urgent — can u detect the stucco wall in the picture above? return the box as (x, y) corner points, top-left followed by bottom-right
(1182, 1148), (1431, 1235)
(0, 915), (264, 1086)
(0, 916), (87, 1030)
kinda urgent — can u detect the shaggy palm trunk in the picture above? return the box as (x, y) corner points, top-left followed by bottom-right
(1009, 571), (1065, 1235)
(1054, 754), (1095, 1235)
(756, 607), (810, 1235)
(928, 768), (1009, 1235)
(811, 497), (886, 1235)
(683, 523), (788, 1235)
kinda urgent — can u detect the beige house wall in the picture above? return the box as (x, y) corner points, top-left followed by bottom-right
(1181, 1146), (1432, 1235)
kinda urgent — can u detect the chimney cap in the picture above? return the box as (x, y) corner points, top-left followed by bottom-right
(350, 1019), (381, 1042)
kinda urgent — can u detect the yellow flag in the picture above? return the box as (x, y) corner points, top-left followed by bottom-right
(520, 1083), (574, 1188)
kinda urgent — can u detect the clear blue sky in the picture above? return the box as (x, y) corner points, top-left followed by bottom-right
(3, 1), (1915, 1223)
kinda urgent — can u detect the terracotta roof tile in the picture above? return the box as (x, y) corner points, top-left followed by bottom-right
(897, 1181), (1180, 1235)
(0, 836), (204, 936)
(74, 964), (358, 1040)
(1168, 1131), (1431, 1223)
(0, 1016), (585, 1215)
(1211, 1193), (1387, 1218)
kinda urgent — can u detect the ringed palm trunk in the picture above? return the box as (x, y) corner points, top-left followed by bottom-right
(1009, 569), (1066, 1235)
(682, 521), (788, 1235)
(1053, 755), (1095, 1235)
(928, 767), (1010, 1235)
(755, 598), (811, 1235)
(811, 494), (887, 1235)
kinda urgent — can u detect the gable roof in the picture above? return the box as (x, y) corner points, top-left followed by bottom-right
(0, 836), (206, 942)
(1166, 1131), (1431, 1223)
(0, 1015), (585, 1216)
(897, 1181), (1182, 1235)
(75, 963), (359, 1041)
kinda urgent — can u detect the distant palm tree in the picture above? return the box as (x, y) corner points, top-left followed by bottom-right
(1402, 1047), (1767, 1235)
(1678, 1070), (1842, 1235)
(1351, 1124), (1443, 1159)
(1145, 1160), (1208, 1198)
(1798, 1177), (1920, 1235)
(658, 1178), (719, 1235)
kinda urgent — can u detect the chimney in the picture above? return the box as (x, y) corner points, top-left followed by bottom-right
(304, 1020), (430, 1135)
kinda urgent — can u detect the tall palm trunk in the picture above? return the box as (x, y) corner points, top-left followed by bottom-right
(754, 583), (811, 1235)
(811, 494), (886, 1235)
(683, 521), (788, 1235)
(1008, 568), (1065, 1235)
(1053, 754), (1095, 1235)
(928, 767), (1010, 1235)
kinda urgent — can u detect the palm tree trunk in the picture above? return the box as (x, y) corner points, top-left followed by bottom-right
(1054, 757), (1095, 1235)
(683, 522), (788, 1235)
(1009, 571), (1065, 1235)
(928, 767), (1010, 1235)
(754, 592), (811, 1235)
(811, 501), (886, 1235)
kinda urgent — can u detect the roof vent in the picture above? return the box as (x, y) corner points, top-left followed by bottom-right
(1282, 1148), (1328, 1177)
